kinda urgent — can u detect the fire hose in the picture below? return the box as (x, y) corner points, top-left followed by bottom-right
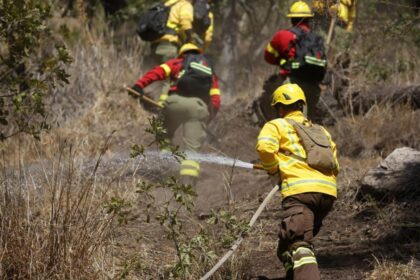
(124, 85), (278, 278)
(200, 184), (280, 280)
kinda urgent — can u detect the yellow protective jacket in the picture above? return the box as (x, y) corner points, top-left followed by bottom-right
(256, 111), (339, 198)
(313, 0), (356, 31)
(161, 0), (214, 46)
(161, 0), (194, 44)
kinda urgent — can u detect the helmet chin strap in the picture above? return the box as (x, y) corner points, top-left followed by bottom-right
(276, 106), (286, 118)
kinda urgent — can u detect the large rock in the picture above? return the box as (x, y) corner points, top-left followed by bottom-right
(360, 147), (420, 200)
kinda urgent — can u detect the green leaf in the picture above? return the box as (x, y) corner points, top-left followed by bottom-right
(0, 0), (72, 141)
(130, 144), (145, 158)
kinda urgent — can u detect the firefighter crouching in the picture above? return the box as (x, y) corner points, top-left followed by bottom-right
(256, 83), (339, 280)
(128, 43), (221, 185)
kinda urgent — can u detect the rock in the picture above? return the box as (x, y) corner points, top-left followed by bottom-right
(360, 147), (420, 200)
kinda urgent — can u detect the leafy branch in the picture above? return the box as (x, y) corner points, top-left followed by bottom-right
(0, 0), (72, 140)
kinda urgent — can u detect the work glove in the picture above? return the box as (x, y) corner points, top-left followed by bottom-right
(129, 84), (144, 98)
(266, 166), (279, 176)
(158, 93), (168, 107)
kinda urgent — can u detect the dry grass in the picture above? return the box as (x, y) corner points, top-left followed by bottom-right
(1, 36), (151, 163)
(0, 140), (133, 279)
(326, 104), (420, 218)
(330, 105), (420, 158)
(366, 258), (419, 280)
(0, 35), (263, 280)
(112, 189), (267, 279)
(1, 3), (419, 278)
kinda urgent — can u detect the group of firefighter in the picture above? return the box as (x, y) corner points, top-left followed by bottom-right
(128, 1), (355, 279)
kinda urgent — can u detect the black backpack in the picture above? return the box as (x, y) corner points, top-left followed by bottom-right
(284, 26), (327, 82)
(193, 0), (211, 35)
(177, 54), (213, 103)
(136, 2), (175, 41)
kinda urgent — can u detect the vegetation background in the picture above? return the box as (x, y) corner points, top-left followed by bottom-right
(0, 0), (419, 279)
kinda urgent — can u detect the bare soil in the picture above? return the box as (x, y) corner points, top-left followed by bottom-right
(99, 97), (420, 279)
(15, 95), (419, 279)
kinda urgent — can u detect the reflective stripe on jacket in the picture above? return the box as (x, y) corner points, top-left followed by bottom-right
(264, 22), (310, 76)
(256, 111), (338, 198)
(160, 0), (194, 44)
(134, 57), (221, 111)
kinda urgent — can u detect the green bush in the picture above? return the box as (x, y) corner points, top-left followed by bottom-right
(0, 0), (72, 140)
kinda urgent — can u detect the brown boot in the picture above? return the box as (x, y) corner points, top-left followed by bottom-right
(291, 245), (320, 280)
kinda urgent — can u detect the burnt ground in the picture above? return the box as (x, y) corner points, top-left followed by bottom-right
(197, 101), (419, 279)
(96, 97), (420, 280)
(14, 96), (419, 279)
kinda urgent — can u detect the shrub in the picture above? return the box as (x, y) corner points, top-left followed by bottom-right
(0, 0), (72, 140)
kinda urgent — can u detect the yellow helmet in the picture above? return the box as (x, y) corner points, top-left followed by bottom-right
(178, 43), (202, 56)
(287, 1), (314, 18)
(271, 83), (306, 106)
(329, 3), (349, 24)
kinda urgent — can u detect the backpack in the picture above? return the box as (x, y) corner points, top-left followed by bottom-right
(193, 0), (211, 35)
(287, 119), (337, 174)
(284, 26), (327, 82)
(136, 2), (175, 41)
(177, 54), (213, 103)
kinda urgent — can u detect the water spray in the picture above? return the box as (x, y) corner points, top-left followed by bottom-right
(124, 85), (274, 277)
(144, 150), (264, 171)
(184, 151), (264, 170)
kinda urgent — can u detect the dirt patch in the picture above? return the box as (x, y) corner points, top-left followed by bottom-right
(8, 92), (420, 279)
(103, 97), (420, 279)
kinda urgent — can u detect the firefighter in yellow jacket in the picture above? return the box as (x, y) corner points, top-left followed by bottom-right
(153, 0), (215, 104)
(256, 83), (339, 280)
(313, 0), (357, 32)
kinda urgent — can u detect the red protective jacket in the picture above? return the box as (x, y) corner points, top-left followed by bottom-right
(134, 57), (221, 111)
(264, 22), (310, 76)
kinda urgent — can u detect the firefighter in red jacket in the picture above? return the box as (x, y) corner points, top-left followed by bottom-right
(252, 1), (325, 125)
(129, 43), (221, 184)
(265, 1), (325, 121)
